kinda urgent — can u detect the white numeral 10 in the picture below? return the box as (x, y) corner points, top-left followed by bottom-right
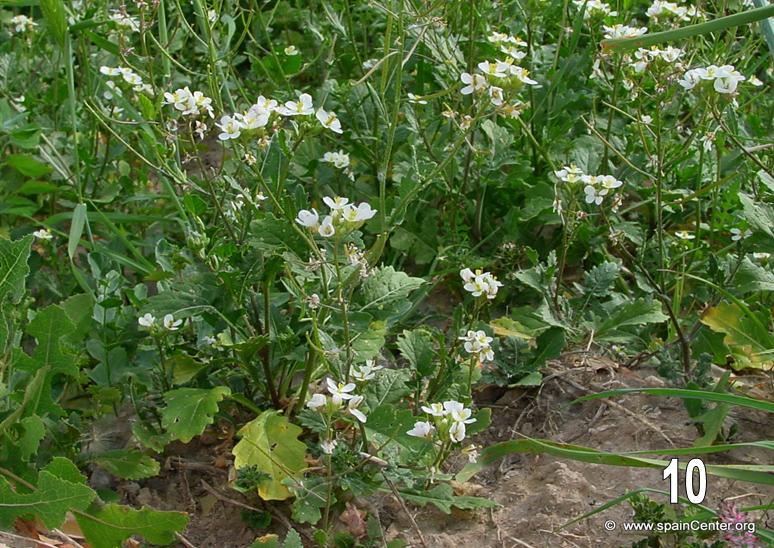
(663, 458), (707, 503)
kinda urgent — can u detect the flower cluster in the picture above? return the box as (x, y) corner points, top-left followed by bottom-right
(460, 268), (503, 300)
(679, 64), (746, 94)
(351, 359), (383, 382)
(321, 150), (354, 180)
(631, 46), (684, 73)
(99, 66), (153, 95)
(109, 9), (140, 32)
(646, 0), (698, 22)
(307, 377), (369, 425)
(573, 0), (618, 19)
(138, 313), (183, 332)
(163, 87), (215, 118)
(408, 400), (477, 443)
(215, 92), (343, 142)
(602, 24), (647, 40)
(295, 196), (377, 238)
(555, 167), (624, 206)
(10, 15), (37, 34)
(459, 330), (495, 363)
(487, 32), (528, 61)
(718, 501), (758, 547)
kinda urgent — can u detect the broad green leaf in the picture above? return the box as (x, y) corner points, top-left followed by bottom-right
(735, 257), (774, 292)
(366, 405), (430, 454)
(582, 261), (620, 297)
(161, 387), (231, 443)
(595, 298), (668, 340)
(700, 302), (774, 370)
(399, 484), (497, 514)
(490, 317), (540, 342)
(351, 320), (387, 362)
(359, 266), (424, 313)
(285, 476), (328, 524)
(233, 410), (307, 501)
(68, 203), (87, 260)
(0, 471), (96, 529)
(77, 504), (188, 548)
(5, 154), (52, 177)
(739, 193), (774, 239)
(15, 303), (79, 378)
(396, 329), (436, 376)
(16, 415), (45, 461)
(90, 450), (161, 480)
(0, 235), (33, 353)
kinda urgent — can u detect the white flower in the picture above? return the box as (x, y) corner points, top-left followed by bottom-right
(574, 0), (618, 18)
(678, 69), (703, 90)
(714, 73), (745, 94)
(460, 268), (503, 299)
(554, 165), (584, 183)
(284, 45), (299, 56)
(322, 150), (350, 169)
(347, 395), (367, 423)
(239, 108), (270, 129)
(584, 184), (606, 205)
(109, 11), (140, 32)
(407, 421), (435, 439)
(320, 439), (337, 454)
(449, 421), (467, 442)
(354, 202), (377, 221)
(508, 65), (538, 85)
(318, 216), (336, 237)
(10, 15), (37, 34)
(217, 115), (242, 141)
(478, 61), (508, 79)
(316, 108), (343, 134)
(460, 72), (487, 95)
(488, 86), (504, 106)
(307, 393), (328, 409)
(277, 93), (314, 116)
(207, 9), (218, 24)
(602, 24), (647, 40)
(408, 93), (428, 104)
(163, 313), (182, 331)
(730, 228), (751, 241)
(254, 95), (278, 112)
(138, 313), (156, 328)
(323, 196), (350, 212)
(100, 66), (123, 77)
(194, 121), (207, 140)
(296, 208), (320, 228)
(500, 45), (527, 60)
(462, 444), (479, 463)
(674, 230), (695, 240)
(753, 252), (770, 261)
(459, 330), (495, 362)
(32, 229), (53, 240)
(352, 360), (383, 381)
(326, 377), (356, 406)
(749, 75), (763, 87)
(421, 403), (446, 417)
(598, 175), (623, 190)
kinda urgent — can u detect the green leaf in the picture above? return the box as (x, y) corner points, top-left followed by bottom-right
(161, 387), (231, 443)
(5, 154), (52, 177)
(366, 405), (429, 453)
(90, 450), (161, 480)
(595, 298), (668, 340)
(285, 476), (328, 524)
(68, 203), (87, 260)
(16, 415), (45, 461)
(735, 257), (774, 292)
(396, 329), (436, 376)
(0, 235), (33, 353)
(76, 504), (188, 548)
(456, 437), (774, 485)
(40, 0), (68, 48)
(572, 387), (774, 413)
(582, 261), (620, 297)
(351, 320), (387, 362)
(399, 484), (497, 514)
(700, 302), (774, 370)
(359, 266), (424, 316)
(15, 303), (79, 378)
(739, 193), (774, 239)
(233, 410), (307, 501)
(0, 471), (96, 529)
